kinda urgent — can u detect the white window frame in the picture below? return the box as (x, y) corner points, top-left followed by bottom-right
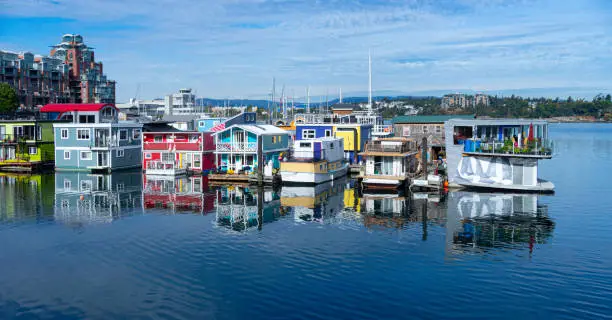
(302, 129), (316, 139)
(190, 134), (199, 142)
(133, 129), (141, 140)
(117, 149), (125, 157)
(60, 128), (69, 139)
(154, 135), (162, 143)
(63, 179), (71, 190)
(80, 151), (92, 160)
(63, 150), (71, 160)
(119, 129), (128, 141)
(76, 129), (90, 140)
(325, 129), (332, 137)
(80, 180), (92, 192)
(28, 147), (37, 155)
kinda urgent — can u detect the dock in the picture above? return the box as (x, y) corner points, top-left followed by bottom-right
(208, 173), (250, 183)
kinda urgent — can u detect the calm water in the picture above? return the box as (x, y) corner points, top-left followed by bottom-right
(0, 123), (611, 319)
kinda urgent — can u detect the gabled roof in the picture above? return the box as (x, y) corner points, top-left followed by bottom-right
(40, 103), (116, 113)
(392, 114), (475, 124)
(213, 124), (289, 136)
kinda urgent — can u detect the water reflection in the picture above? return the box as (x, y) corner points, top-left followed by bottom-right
(143, 175), (215, 214)
(0, 173), (55, 221)
(445, 192), (554, 255)
(281, 178), (347, 223)
(214, 185), (284, 232)
(54, 171), (143, 225)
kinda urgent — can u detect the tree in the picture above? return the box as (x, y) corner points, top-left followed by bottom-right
(0, 83), (19, 114)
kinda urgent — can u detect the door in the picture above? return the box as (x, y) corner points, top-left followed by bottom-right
(97, 152), (108, 167)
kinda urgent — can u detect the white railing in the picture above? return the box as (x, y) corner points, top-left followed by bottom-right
(216, 142), (257, 152)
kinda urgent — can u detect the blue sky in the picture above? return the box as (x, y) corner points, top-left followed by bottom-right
(1, 0), (611, 102)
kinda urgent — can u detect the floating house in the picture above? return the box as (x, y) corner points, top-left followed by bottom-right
(280, 137), (348, 184)
(392, 114), (475, 162)
(54, 170), (143, 224)
(142, 175), (215, 214)
(0, 120), (57, 172)
(41, 103), (143, 172)
(294, 114), (372, 164)
(205, 112), (257, 132)
(444, 118), (554, 192)
(195, 117), (227, 132)
(359, 138), (419, 189)
(213, 124), (290, 174)
(142, 123), (215, 175)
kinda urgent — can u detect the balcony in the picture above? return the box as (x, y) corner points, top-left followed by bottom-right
(145, 161), (187, 176)
(364, 141), (416, 154)
(462, 139), (554, 158)
(216, 142), (257, 152)
(143, 142), (201, 151)
(0, 134), (38, 144)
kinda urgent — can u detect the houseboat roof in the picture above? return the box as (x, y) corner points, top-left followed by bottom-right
(40, 103), (116, 113)
(445, 118), (548, 126)
(392, 114), (475, 124)
(214, 124), (289, 136)
(142, 122), (184, 132)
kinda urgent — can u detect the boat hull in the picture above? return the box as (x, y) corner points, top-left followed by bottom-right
(281, 163), (349, 185)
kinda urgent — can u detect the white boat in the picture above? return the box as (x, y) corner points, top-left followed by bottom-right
(280, 137), (348, 184)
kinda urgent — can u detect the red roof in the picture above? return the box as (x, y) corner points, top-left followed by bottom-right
(40, 103), (116, 113)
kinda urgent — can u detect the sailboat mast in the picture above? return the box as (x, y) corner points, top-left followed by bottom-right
(339, 87), (343, 104)
(306, 86), (310, 114)
(368, 49), (372, 111)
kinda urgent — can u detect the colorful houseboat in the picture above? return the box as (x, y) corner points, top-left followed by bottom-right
(0, 120), (57, 172)
(142, 124), (215, 176)
(294, 114), (372, 164)
(42, 103), (143, 172)
(359, 138), (419, 189)
(280, 137), (348, 184)
(213, 124), (290, 175)
(205, 112), (257, 132)
(444, 118), (554, 192)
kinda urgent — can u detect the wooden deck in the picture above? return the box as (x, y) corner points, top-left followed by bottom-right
(208, 173), (250, 182)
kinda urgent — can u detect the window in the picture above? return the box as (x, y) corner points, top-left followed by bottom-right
(60, 129), (69, 139)
(299, 142), (311, 148)
(272, 136), (277, 143)
(116, 149), (124, 157)
(423, 125), (429, 134)
(117, 183), (125, 191)
(64, 150), (71, 160)
(302, 129), (315, 139)
(119, 130), (128, 140)
(133, 129), (141, 140)
(330, 143), (334, 149)
(199, 121), (205, 127)
(193, 178), (202, 193)
(61, 200), (70, 207)
(162, 153), (173, 162)
(78, 115), (95, 123)
(190, 134), (199, 142)
(154, 135), (162, 143)
(145, 153), (152, 159)
(28, 147), (37, 155)
(193, 154), (201, 168)
(80, 151), (92, 160)
(63, 179), (71, 190)
(435, 126), (441, 134)
(77, 129), (90, 140)
(325, 129), (332, 137)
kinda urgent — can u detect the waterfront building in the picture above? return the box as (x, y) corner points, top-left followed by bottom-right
(392, 115), (474, 161)
(330, 103), (356, 116)
(41, 103), (142, 172)
(142, 124), (215, 175)
(195, 117), (228, 132)
(0, 50), (71, 108)
(294, 115), (372, 164)
(358, 138), (419, 189)
(0, 120), (57, 171)
(50, 34), (115, 104)
(444, 118), (554, 192)
(213, 124), (290, 174)
(142, 175), (215, 214)
(280, 137), (348, 184)
(202, 112), (257, 132)
(441, 93), (490, 109)
(53, 171), (142, 224)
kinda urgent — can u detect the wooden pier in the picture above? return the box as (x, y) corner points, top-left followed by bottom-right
(208, 173), (250, 183)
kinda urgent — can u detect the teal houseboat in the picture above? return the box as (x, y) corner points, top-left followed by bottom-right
(213, 124), (290, 174)
(41, 103), (143, 172)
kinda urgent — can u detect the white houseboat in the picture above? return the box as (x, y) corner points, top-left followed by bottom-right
(444, 119), (554, 192)
(359, 138), (419, 189)
(280, 137), (348, 184)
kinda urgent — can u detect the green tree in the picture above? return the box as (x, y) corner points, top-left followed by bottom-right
(0, 83), (19, 114)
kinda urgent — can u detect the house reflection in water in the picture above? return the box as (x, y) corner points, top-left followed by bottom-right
(0, 173), (55, 221)
(214, 186), (283, 232)
(54, 171), (142, 225)
(280, 178), (347, 223)
(142, 175), (215, 214)
(445, 192), (554, 255)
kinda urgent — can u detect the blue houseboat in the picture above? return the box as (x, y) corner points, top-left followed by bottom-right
(213, 124), (289, 174)
(197, 112), (257, 132)
(41, 103), (143, 172)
